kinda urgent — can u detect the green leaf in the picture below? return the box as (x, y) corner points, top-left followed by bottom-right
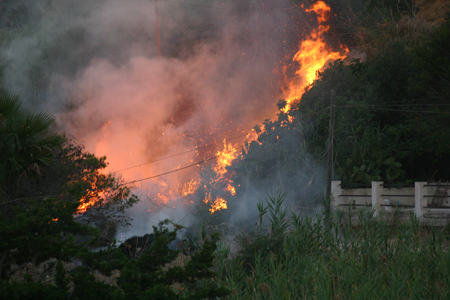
(355, 172), (365, 182)
(391, 168), (401, 179)
(383, 158), (395, 165)
(346, 158), (353, 166)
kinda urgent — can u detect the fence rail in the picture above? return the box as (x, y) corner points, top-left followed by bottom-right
(331, 181), (450, 226)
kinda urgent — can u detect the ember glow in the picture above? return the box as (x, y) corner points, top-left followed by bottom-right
(282, 1), (348, 113)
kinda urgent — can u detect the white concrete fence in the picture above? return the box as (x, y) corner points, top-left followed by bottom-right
(331, 181), (450, 226)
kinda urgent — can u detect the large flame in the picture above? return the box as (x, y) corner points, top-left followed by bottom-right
(200, 139), (239, 213)
(214, 139), (238, 176)
(282, 1), (348, 113)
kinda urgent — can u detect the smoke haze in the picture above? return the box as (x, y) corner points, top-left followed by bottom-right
(2, 0), (291, 168)
(1, 0), (324, 236)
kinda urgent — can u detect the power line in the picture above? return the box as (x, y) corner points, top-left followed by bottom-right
(2, 107), (330, 205)
(161, 0), (241, 11)
(4, 101), (448, 207)
(362, 103), (450, 107)
(170, 107), (333, 223)
(366, 96), (448, 105)
(128, 154), (223, 185)
(369, 107), (450, 114)
(114, 132), (249, 173)
(337, 104), (450, 114)
(117, 107), (330, 173)
(115, 105), (332, 174)
(0, 194), (71, 205)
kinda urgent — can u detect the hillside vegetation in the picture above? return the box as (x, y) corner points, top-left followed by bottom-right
(1, 0), (450, 299)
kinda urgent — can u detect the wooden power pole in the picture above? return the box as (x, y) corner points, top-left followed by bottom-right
(325, 90), (336, 222)
(154, 0), (161, 57)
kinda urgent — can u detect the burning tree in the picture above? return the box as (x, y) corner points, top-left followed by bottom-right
(0, 92), (138, 277)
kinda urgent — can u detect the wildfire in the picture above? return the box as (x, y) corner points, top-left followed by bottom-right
(199, 0), (349, 214)
(209, 197), (227, 213)
(77, 190), (104, 214)
(282, 0), (348, 113)
(154, 179), (181, 205)
(204, 193), (228, 214)
(181, 179), (198, 197)
(214, 139), (238, 176)
(82, 1), (347, 218)
(201, 139), (240, 211)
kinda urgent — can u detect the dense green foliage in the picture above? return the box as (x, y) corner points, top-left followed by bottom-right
(0, 219), (230, 299)
(114, 221), (229, 300)
(295, 16), (450, 184)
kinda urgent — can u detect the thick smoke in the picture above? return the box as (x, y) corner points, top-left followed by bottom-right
(1, 0), (319, 237)
(3, 0), (290, 164)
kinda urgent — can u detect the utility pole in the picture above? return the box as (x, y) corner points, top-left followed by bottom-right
(153, 0), (161, 57)
(325, 90), (335, 223)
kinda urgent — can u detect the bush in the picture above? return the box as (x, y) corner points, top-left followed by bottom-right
(216, 203), (450, 299)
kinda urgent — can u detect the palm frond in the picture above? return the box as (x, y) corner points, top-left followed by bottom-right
(0, 92), (64, 187)
(0, 92), (22, 120)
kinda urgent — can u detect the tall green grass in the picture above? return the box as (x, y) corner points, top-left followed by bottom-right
(213, 194), (450, 299)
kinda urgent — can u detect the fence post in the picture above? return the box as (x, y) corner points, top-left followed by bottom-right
(415, 182), (426, 219)
(331, 181), (342, 209)
(372, 181), (383, 216)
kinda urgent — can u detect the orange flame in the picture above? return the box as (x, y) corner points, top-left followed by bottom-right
(282, 0), (348, 113)
(202, 139), (242, 212)
(214, 139), (238, 176)
(77, 190), (104, 214)
(204, 193), (228, 214)
(227, 183), (236, 196)
(209, 197), (227, 213)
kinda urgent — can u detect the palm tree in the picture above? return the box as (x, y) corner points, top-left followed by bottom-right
(0, 92), (65, 190)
